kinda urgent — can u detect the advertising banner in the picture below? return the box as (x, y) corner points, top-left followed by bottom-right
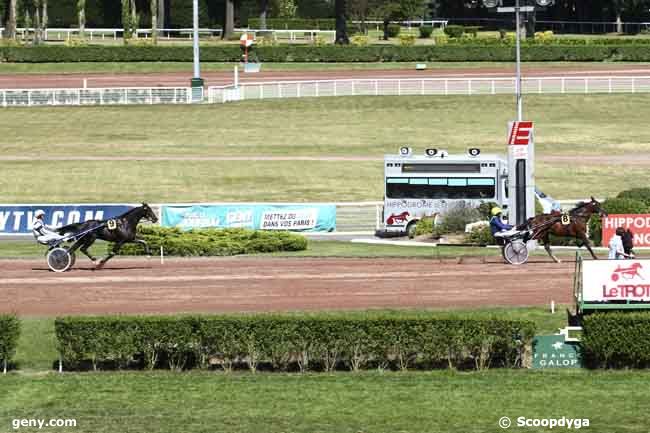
(161, 204), (336, 232)
(582, 259), (650, 302)
(532, 335), (582, 369)
(0, 205), (133, 235)
(602, 214), (650, 247)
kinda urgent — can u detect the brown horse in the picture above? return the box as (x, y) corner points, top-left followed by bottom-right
(521, 197), (607, 263)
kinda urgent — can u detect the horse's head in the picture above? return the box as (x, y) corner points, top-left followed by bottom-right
(589, 196), (608, 218)
(141, 203), (159, 223)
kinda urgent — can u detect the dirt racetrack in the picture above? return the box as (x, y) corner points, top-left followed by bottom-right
(3, 64), (650, 89)
(0, 257), (575, 316)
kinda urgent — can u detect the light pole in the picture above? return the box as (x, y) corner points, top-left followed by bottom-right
(190, 0), (204, 91)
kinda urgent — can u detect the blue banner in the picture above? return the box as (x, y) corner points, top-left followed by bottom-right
(161, 204), (336, 232)
(0, 205), (134, 235)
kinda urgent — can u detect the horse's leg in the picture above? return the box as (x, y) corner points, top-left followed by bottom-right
(97, 241), (124, 268)
(580, 231), (599, 260)
(543, 235), (562, 264)
(133, 238), (150, 256)
(79, 236), (98, 263)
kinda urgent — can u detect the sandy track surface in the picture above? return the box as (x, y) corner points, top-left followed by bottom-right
(2, 65), (650, 89)
(0, 257), (575, 316)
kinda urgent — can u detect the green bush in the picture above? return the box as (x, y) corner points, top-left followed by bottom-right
(465, 224), (493, 245)
(464, 26), (480, 37)
(398, 34), (416, 47)
(55, 313), (535, 372)
(444, 25), (465, 39)
(582, 312), (650, 368)
(587, 197), (648, 246)
(419, 26), (433, 39)
(387, 24), (401, 38)
(115, 226), (307, 256)
(0, 315), (20, 372)
(414, 217), (445, 238)
(3, 44), (650, 63)
(617, 188), (650, 208)
(439, 203), (482, 233)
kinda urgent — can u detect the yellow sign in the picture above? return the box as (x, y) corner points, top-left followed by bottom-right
(107, 219), (117, 230)
(561, 214), (570, 225)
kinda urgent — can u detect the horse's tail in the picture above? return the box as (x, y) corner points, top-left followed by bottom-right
(57, 222), (83, 235)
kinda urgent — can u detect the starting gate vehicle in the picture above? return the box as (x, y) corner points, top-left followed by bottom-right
(381, 147), (509, 237)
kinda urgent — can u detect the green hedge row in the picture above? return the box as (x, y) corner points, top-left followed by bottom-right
(115, 226), (307, 256)
(0, 315), (20, 373)
(3, 44), (650, 62)
(582, 312), (650, 368)
(54, 314), (535, 372)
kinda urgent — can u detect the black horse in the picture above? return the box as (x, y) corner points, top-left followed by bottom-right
(57, 203), (158, 267)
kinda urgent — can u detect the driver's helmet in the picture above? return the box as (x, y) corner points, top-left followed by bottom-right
(491, 207), (503, 217)
(34, 210), (45, 219)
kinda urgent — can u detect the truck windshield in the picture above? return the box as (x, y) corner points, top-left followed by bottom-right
(386, 177), (495, 199)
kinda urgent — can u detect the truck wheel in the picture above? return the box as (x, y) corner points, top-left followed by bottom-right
(406, 221), (417, 239)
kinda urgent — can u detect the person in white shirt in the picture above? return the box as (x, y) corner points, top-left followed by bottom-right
(32, 210), (65, 245)
(608, 227), (629, 260)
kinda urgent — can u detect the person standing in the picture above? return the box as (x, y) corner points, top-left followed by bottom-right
(608, 227), (628, 260)
(622, 228), (635, 258)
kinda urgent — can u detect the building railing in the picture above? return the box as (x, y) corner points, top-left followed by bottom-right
(0, 87), (196, 107)
(208, 75), (650, 103)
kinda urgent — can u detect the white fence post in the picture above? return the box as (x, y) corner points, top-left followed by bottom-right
(334, 81), (337, 97)
(297, 82), (301, 98)
(444, 79), (448, 96)
(632, 77), (636, 93)
(468, 79), (472, 95)
(420, 79), (424, 96)
(315, 82), (319, 97)
(491, 80), (495, 95)
(561, 77), (565, 94)
(398, 80), (401, 96)
(351, 80), (355, 96)
(584, 78), (588, 94)
(374, 80), (378, 96)
(608, 77), (612, 94)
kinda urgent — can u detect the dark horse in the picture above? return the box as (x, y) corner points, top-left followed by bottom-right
(521, 196), (607, 263)
(57, 203), (158, 267)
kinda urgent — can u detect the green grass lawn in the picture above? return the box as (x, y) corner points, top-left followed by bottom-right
(1, 95), (649, 202)
(4, 60), (641, 74)
(1, 369), (650, 433)
(3, 95), (649, 158)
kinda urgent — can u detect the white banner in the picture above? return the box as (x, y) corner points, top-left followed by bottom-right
(260, 208), (318, 230)
(582, 259), (650, 302)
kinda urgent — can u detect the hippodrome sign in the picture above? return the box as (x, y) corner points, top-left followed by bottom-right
(507, 121), (533, 159)
(602, 214), (650, 247)
(581, 259), (650, 302)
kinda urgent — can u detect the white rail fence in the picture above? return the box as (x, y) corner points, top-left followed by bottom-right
(0, 87), (196, 107)
(208, 75), (650, 103)
(4, 76), (650, 107)
(208, 76), (650, 103)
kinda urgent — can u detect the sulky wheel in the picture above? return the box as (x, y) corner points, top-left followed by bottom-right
(47, 247), (74, 272)
(503, 240), (529, 265)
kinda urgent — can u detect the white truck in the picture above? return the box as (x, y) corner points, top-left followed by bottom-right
(380, 147), (509, 237)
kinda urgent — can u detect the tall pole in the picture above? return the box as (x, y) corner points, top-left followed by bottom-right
(190, 0), (203, 97)
(192, 0), (200, 79)
(515, 0), (522, 121)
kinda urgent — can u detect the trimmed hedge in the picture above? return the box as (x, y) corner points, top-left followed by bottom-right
(582, 312), (650, 368)
(116, 226), (307, 256)
(247, 18), (337, 30)
(54, 314), (535, 372)
(0, 315), (20, 373)
(3, 44), (650, 63)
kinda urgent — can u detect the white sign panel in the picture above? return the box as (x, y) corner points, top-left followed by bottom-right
(582, 260), (650, 302)
(260, 208), (318, 230)
(507, 120), (533, 160)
